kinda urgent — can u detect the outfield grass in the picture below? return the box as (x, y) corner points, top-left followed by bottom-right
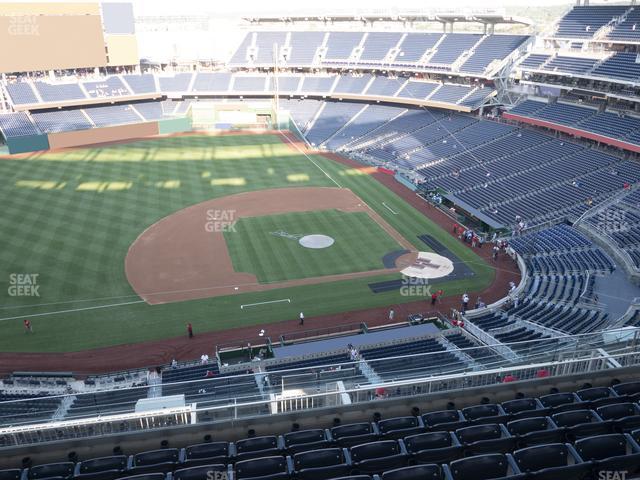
(0, 133), (494, 353)
(225, 210), (402, 282)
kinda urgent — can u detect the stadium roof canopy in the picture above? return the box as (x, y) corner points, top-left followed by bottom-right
(243, 10), (533, 26)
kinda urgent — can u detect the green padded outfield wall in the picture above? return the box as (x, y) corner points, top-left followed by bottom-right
(6, 134), (50, 154)
(158, 117), (192, 135)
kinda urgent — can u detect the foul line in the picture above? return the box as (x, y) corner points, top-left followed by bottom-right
(279, 132), (343, 189)
(0, 300), (146, 322)
(382, 202), (399, 215)
(241, 298), (291, 309)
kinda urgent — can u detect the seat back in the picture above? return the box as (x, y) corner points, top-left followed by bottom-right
(235, 436), (278, 453)
(173, 465), (226, 480)
(539, 392), (577, 408)
(332, 423), (372, 439)
(185, 442), (229, 459)
(284, 429), (325, 446)
(577, 387), (612, 401)
(507, 417), (549, 436)
(551, 410), (595, 428)
(455, 424), (502, 444)
(0, 470), (21, 480)
(381, 465), (443, 480)
(597, 403), (637, 421)
(422, 410), (461, 427)
(575, 433), (628, 460)
(293, 448), (344, 469)
(29, 463), (74, 479)
(613, 382), (640, 397)
(78, 456), (127, 474)
(350, 441), (401, 462)
(513, 443), (570, 471)
(502, 398), (538, 415)
(235, 456), (287, 479)
(462, 405), (501, 421)
(133, 449), (179, 466)
(403, 432), (452, 453)
(378, 417), (418, 434)
(447, 454), (510, 480)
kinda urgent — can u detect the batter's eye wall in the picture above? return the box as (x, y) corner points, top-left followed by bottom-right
(0, 15), (108, 73)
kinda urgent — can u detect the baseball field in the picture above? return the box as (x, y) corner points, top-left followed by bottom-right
(0, 132), (495, 353)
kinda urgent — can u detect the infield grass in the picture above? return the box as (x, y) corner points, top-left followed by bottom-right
(0, 133), (494, 353)
(225, 210), (403, 282)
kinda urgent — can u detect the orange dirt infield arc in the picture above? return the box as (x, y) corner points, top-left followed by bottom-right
(125, 187), (418, 305)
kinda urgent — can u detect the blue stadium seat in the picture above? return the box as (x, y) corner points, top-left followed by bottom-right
(575, 433), (640, 477)
(444, 453), (525, 480)
(380, 464), (444, 480)
(461, 404), (508, 424)
(234, 456), (289, 480)
(331, 423), (378, 447)
(179, 442), (230, 467)
(552, 409), (614, 440)
(349, 440), (408, 474)
(128, 449), (180, 475)
(73, 456), (127, 480)
(511, 443), (590, 480)
(422, 410), (468, 431)
(377, 416), (424, 439)
(172, 464), (227, 480)
(283, 429), (331, 453)
(27, 463), (74, 480)
(506, 417), (564, 447)
(401, 431), (463, 464)
(455, 424), (516, 455)
(235, 436), (282, 461)
(291, 447), (350, 480)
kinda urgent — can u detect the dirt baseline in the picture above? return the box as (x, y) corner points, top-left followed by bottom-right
(125, 186), (417, 304)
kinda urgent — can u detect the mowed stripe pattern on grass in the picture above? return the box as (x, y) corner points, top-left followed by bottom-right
(224, 210), (403, 283)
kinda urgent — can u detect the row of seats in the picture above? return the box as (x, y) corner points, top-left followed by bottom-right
(4, 380), (640, 480)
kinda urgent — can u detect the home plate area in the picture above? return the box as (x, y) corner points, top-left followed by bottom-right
(401, 252), (455, 280)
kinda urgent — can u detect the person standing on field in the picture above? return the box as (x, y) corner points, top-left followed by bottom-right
(388, 309), (395, 321)
(299, 312), (304, 326)
(187, 323), (193, 339)
(23, 319), (33, 333)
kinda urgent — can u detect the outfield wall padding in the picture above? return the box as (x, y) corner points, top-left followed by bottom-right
(7, 134), (50, 154)
(47, 122), (159, 150)
(158, 117), (192, 135)
(394, 173), (418, 191)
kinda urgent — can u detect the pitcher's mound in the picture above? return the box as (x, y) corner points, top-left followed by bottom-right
(299, 234), (335, 249)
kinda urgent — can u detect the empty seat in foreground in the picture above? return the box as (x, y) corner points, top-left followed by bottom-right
(172, 464), (227, 480)
(422, 410), (468, 431)
(552, 409), (613, 439)
(506, 417), (564, 447)
(128, 449), (180, 475)
(235, 436), (281, 461)
(292, 447), (350, 480)
(234, 456), (289, 480)
(575, 433), (640, 477)
(74, 456), (127, 480)
(283, 429), (331, 453)
(512, 443), (591, 480)
(455, 424), (516, 455)
(380, 464), (445, 480)
(180, 442), (230, 467)
(331, 423), (377, 447)
(445, 453), (525, 480)
(377, 416), (424, 439)
(401, 431), (463, 464)
(349, 440), (408, 474)
(28, 462), (75, 480)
